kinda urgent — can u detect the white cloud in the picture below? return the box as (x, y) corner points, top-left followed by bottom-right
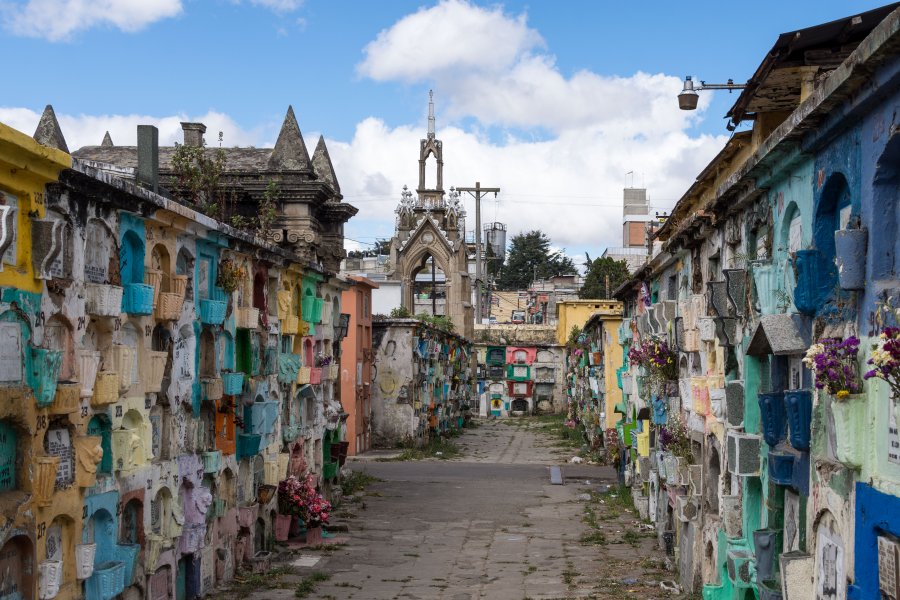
(347, 0), (727, 254)
(328, 117), (726, 254)
(358, 0), (543, 82)
(1, 0), (182, 41)
(0, 107), (268, 150)
(359, 0), (710, 136)
(0, 102), (726, 257)
(249, 0), (303, 12)
(0, 0), (730, 258)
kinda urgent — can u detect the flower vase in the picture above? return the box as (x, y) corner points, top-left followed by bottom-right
(75, 543), (96, 579)
(831, 394), (867, 468)
(274, 514), (292, 541)
(304, 523), (322, 546)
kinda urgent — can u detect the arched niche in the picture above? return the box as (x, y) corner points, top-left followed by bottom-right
(121, 409), (148, 465)
(151, 487), (174, 538)
(303, 338), (313, 367)
(198, 403), (216, 453)
(199, 328), (217, 379)
(43, 314), (76, 381)
(705, 440), (721, 513)
(0, 311), (27, 385)
(409, 251), (448, 317)
(252, 270), (267, 315)
(0, 534), (34, 598)
(151, 324), (171, 353)
(812, 172), (854, 299)
(84, 219), (117, 284)
(121, 229), (145, 286)
(47, 209), (74, 281)
(121, 497), (144, 545)
(221, 468), (235, 510)
(45, 514), (76, 583)
(149, 404), (169, 461)
(121, 322), (141, 386)
(780, 201), (803, 256)
(86, 508), (117, 564)
(176, 247), (195, 302)
(219, 331), (235, 372)
(872, 131), (900, 279)
(254, 517), (266, 553)
(83, 318), (112, 354)
(0, 420), (22, 492)
(149, 243), (172, 293)
(87, 415), (113, 475)
(43, 423), (75, 488)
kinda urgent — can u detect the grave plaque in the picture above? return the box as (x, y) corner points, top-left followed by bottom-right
(46, 427), (74, 488)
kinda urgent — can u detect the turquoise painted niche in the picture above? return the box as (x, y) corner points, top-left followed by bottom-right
(0, 421), (17, 491)
(118, 214), (146, 287)
(87, 415), (113, 474)
(29, 346), (62, 407)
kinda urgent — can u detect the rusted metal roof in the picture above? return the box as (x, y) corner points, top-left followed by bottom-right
(726, 3), (899, 125)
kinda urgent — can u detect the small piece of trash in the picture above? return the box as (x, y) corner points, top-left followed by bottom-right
(435, 451), (443, 456)
(622, 578), (638, 585)
(577, 493), (591, 501)
(292, 555), (321, 568)
(660, 580), (681, 594)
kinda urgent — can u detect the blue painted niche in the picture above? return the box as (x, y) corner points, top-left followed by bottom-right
(849, 482), (900, 599)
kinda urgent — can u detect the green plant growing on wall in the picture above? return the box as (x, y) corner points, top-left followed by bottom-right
(171, 142), (232, 219)
(258, 180), (280, 238)
(389, 306), (411, 318)
(416, 312), (455, 333)
(567, 325), (583, 348)
(216, 259), (246, 294)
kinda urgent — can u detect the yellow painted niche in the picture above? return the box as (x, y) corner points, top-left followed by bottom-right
(0, 121), (70, 294)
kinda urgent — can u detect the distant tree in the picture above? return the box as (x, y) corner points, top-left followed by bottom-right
(580, 254), (631, 299)
(495, 230), (577, 291)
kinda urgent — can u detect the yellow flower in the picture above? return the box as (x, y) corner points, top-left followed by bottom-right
(836, 390), (850, 399)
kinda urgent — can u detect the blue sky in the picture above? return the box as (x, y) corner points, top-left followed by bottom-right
(0, 0), (891, 261)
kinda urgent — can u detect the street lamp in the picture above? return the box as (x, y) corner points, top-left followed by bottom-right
(678, 75), (747, 111)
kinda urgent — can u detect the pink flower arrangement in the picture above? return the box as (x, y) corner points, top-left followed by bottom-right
(277, 475), (332, 525)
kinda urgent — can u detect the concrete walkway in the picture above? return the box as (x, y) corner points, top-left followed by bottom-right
(225, 419), (675, 600)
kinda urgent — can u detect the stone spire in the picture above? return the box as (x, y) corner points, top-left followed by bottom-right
(311, 135), (340, 194)
(427, 89), (435, 139)
(268, 105), (311, 171)
(33, 105), (69, 153)
(101, 131), (114, 147)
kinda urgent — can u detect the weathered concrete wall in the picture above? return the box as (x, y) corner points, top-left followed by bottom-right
(474, 324), (558, 345)
(0, 115), (351, 600)
(371, 318), (474, 446)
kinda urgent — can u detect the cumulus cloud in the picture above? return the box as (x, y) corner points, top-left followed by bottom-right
(358, 0), (543, 82)
(349, 0), (727, 253)
(0, 106), (268, 150)
(0, 0), (731, 257)
(0, 0), (182, 41)
(328, 118), (725, 253)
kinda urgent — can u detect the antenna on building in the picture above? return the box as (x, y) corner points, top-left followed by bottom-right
(626, 170), (634, 188)
(427, 90), (435, 138)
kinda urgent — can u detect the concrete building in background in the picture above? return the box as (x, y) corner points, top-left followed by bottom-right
(341, 276), (378, 456)
(602, 187), (651, 272)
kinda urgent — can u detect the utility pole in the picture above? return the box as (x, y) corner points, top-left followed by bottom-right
(458, 182), (500, 327)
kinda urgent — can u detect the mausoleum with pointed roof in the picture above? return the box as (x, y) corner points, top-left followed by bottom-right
(73, 106), (356, 272)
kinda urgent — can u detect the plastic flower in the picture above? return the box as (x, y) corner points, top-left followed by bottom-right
(804, 337), (861, 398)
